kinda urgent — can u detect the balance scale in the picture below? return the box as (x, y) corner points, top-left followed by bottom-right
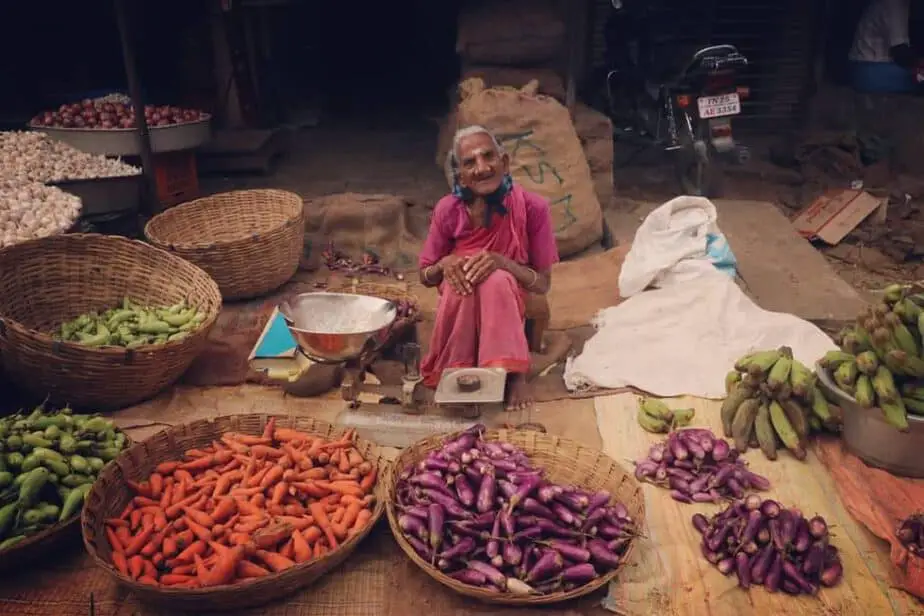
(279, 292), (510, 447)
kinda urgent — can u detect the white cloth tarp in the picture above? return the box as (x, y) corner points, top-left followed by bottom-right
(563, 197), (838, 399)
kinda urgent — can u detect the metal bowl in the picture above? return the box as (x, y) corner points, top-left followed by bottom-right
(816, 362), (924, 478)
(279, 292), (397, 364)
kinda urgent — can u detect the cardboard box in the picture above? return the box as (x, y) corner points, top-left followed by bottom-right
(792, 189), (885, 245)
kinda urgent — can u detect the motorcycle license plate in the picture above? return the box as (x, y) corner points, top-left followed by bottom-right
(697, 93), (741, 119)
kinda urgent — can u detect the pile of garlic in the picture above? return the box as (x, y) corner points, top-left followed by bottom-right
(0, 131), (140, 185)
(0, 180), (81, 249)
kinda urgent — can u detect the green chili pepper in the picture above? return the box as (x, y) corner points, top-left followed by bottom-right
(0, 502), (16, 536)
(43, 460), (70, 477)
(69, 455), (90, 474)
(57, 434), (77, 455)
(19, 454), (41, 473)
(60, 474), (93, 488)
(0, 536), (26, 551)
(59, 484), (92, 522)
(86, 457), (104, 473)
(0, 472), (12, 489)
(17, 467), (51, 508)
(81, 417), (111, 433)
(21, 434), (52, 449)
(6, 435), (22, 452)
(5, 453), (23, 469)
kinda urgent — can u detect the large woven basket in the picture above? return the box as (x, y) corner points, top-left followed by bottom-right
(0, 431), (131, 573)
(0, 234), (221, 410)
(384, 429), (646, 605)
(144, 189), (305, 301)
(82, 414), (388, 612)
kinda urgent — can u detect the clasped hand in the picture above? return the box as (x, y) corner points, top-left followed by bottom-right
(440, 250), (502, 295)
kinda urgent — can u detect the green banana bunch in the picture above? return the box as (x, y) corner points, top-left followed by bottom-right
(635, 397), (696, 434)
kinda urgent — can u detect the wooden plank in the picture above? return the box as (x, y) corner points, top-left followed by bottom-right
(594, 393), (924, 615)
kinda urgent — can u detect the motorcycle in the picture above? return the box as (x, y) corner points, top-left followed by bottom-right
(603, 0), (750, 196)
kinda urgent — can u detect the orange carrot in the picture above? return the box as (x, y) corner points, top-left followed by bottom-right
(339, 501), (363, 535)
(124, 526), (154, 557)
(106, 527), (125, 553)
(193, 553), (210, 586)
(283, 504), (306, 517)
(159, 483), (174, 509)
(201, 545), (245, 587)
(262, 417), (276, 440)
(360, 466), (377, 493)
(126, 480), (153, 498)
(141, 528), (168, 557)
(255, 549), (295, 573)
(303, 526), (323, 544)
(270, 481), (288, 506)
(174, 469), (194, 486)
(338, 451), (351, 473)
(300, 467), (328, 480)
(128, 555), (144, 579)
(235, 517), (269, 534)
(212, 472), (240, 498)
(149, 473), (164, 498)
(160, 573), (195, 586)
(137, 575), (158, 586)
(106, 517), (129, 529)
(313, 540), (324, 558)
(183, 506), (216, 529)
(153, 510), (168, 531)
(258, 466), (284, 490)
(352, 508), (373, 532)
(290, 528), (312, 564)
(129, 508), (143, 530)
(234, 498), (262, 516)
(322, 481), (363, 498)
(185, 517), (213, 542)
(331, 507), (345, 525)
(173, 540), (207, 564)
(237, 560), (271, 579)
(155, 461), (180, 475)
(162, 536), (178, 558)
(274, 428), (309, 442)
(180, 455), (218, 472)
(247, 467), (270, 489)
(118, 502), (134, 521)
(142, 559), (158, 579)
(184, 447), (212, 458)
(309, 502), (339, 550)
(116, 526), (132, 546)
(347, 448), (365, 467)
(112, 550), (129, 576)
(172, 563), (195, 575)
(211, 498), (237, 523)
(251, 445), (285, 459)
(228, 433), (272, 447)
(165, 491), (201, 519)
(291, 482), (330, 499)
(228, 533), (252, 546)
(280, 537), (295, 560)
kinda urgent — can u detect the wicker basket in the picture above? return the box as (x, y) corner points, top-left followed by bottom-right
(0, 431), (132, 574)
(0, 234), (221, 410)
(384, 429), (646, 605)
(82, 414), (388, 612)
(144, 189), (305, 301)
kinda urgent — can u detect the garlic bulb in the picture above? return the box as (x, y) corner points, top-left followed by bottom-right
(0, 180), (81, 249)
(0, 131), (140, 184)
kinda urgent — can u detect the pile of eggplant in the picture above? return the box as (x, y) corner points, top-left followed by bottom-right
(692, 495), (844, 594)
(394, 425), (636, 596)
(634, 428), (771, 504)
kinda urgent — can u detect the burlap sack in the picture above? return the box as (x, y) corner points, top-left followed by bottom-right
(573, 103), (615, 209)
(456, 0), (565, 66)
(301, 193), (423, 272)
(460, 65), (566, 102)
(446, 78), (604, 257)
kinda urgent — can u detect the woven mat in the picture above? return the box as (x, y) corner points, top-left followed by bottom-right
(594, 394), (924, 615)
(814, 436), (924, 600)
(0, 388), (608, 616)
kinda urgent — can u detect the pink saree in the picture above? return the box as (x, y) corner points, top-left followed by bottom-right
(418, 185), (558, 388)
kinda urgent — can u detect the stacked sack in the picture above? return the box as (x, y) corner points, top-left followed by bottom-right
(455, 0), (567, 102)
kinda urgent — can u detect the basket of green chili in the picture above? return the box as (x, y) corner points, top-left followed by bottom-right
(0, 404), (130, 572)
(0, 233), (222, 410)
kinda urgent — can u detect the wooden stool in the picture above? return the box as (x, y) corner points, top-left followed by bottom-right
(524, 293), (550, 353)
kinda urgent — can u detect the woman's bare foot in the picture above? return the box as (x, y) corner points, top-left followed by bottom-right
(505, 374), (534, 411)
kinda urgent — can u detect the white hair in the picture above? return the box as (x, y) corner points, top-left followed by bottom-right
(445, 125), (507, 183)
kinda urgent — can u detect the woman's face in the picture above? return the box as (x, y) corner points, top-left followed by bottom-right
(456, 132), (510, 197)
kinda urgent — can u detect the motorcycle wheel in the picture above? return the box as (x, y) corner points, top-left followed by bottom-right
(676, 146), (724, 198)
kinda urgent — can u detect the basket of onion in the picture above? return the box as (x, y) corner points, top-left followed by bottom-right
(384, 424), (645, 605)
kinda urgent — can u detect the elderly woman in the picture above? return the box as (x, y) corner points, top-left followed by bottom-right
(418, 125), (559, 410)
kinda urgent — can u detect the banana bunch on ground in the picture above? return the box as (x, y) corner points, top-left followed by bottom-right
(721, 347), (836, 462)
(636, 397), (695, 434)
(824, 283), (924, 432)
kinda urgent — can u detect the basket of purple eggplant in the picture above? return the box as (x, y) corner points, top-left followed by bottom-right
(384, 424), (646, 605)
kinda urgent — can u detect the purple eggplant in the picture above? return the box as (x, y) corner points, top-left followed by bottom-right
(735, 552), (751, 589)
(450, 568), (487, 586)
(701, 542), (722, 565)
(427, 504), (445, 554)
(454, 474), (476, 508)
(750, 544), (774, 584)
(669, 434), (690, 461)
(781, 580), (802, 595)
(769, 519), (785, 552)
(419, 457), (450, 472)
(526, 550), (564, 583)
(439, 536), (475, 560)
(513, 525), (543, 542)
(536, 518), (583, 539)
(406, 535), (432, 560)
(503, 542), (523, 566)
(399, 514), (429, 541)
(670, 490), (693, 504)
(665, 467), (695, 483)
(712, 439), (731, 461)
(760, 499), (781, 519)
(410, 472), (454, 495)
(765, 552), (782, 593)
(497, 479), (518, 499)
(819, 559), (843, 587)
(740, 510), (762, 545)
(717, 557), (736, 575)
(586, 490), (611, 513)
(508, 474), (543, 510)
(807, 515), (828, 540)
(466, 560), (507, 588)
(552, 502), (578, 527)
(793, 518), (811, 553)
(582, 507), (608, 533)
(498, 509), (516, 537)
(782, 560), (817, 594)
(803, 543), (825, 575)
(463, 466), (483, 485)
(471, 511), (495, 529)
(596, 523), (625, 541)
(691, 513), (710, 535)
(547, 539), (591, 563)
(537, 484), (563, 504)
(725, 478), (744, 499)
(744, 471), (771, 491)
(634, 460), (658, 481)
(669, 477), (691, 494)
(442, 433), (476, 458)
(423, 489), (471, 519)
(401, 505), (431, 520)
(587, 538), (621, 569)
(706, 523), (732, 552)
(487, 512), (501, 559)
(560, 562), (598, 584)
(522, 498), (556, 519)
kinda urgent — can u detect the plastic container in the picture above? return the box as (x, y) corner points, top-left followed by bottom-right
(153, 150), (199, 207)
(848, 60), (916, 94)
(816, 362), (924, 478)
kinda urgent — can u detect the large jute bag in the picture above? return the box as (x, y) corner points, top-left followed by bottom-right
(446, 78), (603, 257)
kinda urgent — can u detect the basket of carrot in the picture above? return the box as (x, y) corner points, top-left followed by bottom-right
(80, 414), (386, 612)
